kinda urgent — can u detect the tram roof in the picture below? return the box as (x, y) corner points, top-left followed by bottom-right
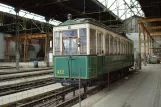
(57, 18), (132, 41)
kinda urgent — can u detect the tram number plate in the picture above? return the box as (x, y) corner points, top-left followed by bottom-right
(57, 70), (64, 74)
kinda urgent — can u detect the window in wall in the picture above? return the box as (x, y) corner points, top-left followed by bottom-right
(90, 29), (96, 54)
(105, 34), (109, 54)
(54, 31), (60, 55)
(110, 35), (113, 54)
(79, 28), (87, 55)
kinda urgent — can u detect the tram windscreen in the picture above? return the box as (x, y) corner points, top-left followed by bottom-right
(62, 30), (78, 55)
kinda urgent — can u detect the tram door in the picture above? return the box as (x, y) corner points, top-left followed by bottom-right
(62, 30), (79, 78)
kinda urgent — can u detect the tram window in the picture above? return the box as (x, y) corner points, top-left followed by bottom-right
(105, 34), (109, 54)
(131, 43), (133, 54)
(110, 36), (113, 54)
(129, 43), (130, 54)
(127, 42), (129, 55)
(123, 40), (125, 54)
(120, 40), (122, 54)
(124, 42), (126, 54)
(126, 42), (127, 55)
(80, 28), (87, 55)
(125, 42), (127, 55)
(130, 43), (132, 54)
(117, 38), (120, 54)
(63, 30), (77, 37)
(129, 43), (132, 55)
(131, 44), (134, 54)
(114, 38), (117, 54)
(90, 29), (96, 54)
(97, 33), (103, 54)
(127, 43), (128, 55)
(126, 42), (129, 55)
(122, 40), (123, 54)
(62, 30), (78, 55)
(54, 31), (60, 55)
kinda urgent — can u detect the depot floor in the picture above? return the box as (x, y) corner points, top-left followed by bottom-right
(73, 64), (161, 107)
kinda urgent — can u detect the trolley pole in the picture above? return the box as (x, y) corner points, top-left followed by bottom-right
(78, 68), (81, 107)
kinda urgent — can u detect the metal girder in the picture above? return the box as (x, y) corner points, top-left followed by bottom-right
(4, 34), (53, 40)
(146, 26), (161, 29)
(122, 0), (135, 16)
(138, 18), (161, 23)
(0, 11), (54, 34)
(150, 36), (161, 38)
(150, 48), (161, 50)
(150, 32), (161, 36)
(140, 23), (153, 40)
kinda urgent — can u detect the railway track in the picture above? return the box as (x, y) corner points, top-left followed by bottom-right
(13, 81), (106, 107)
(2, 86), (76, 107)
(0, 77), (55, 96)
(0, 70), (52, 81)
(0, 66), (16, 70)
(0, 67), (52, 75)
(1, 69), (136, 107)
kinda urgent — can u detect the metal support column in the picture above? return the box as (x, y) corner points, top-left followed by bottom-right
(5, 40), (9, 61)
(143, 30), (146, 66)
(152, 40), (153, 54)
(147, 35), (149, 55)
(45, 19), (50, 67)
(138, 23), (141, 69)
(150, 39), (151, 54)
(147, 35), (150, 63)
(15, 8), (20, 70)
(24, 37), (28, 61)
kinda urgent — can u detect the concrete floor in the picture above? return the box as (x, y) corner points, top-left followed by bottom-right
(0, 74), (53, 86)
(73, 64), (161, 107)
(0, 69), (52, 79)
(0, 83), (62, 106)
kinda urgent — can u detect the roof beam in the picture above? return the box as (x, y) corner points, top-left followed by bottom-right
(151, 35), (161, 38)
(122, 0), (135, 16)
(150, 48), (161, 50)
(140, 23), (153, 40)
(146, 26), (161, 29)
(138, 18), (161, 23)
(4, 34), (53, 40)
(150, 32), (161, 36)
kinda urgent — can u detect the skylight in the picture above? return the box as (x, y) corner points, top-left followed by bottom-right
(98, 0), (145, 20)
(0, 3), (61, 25)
